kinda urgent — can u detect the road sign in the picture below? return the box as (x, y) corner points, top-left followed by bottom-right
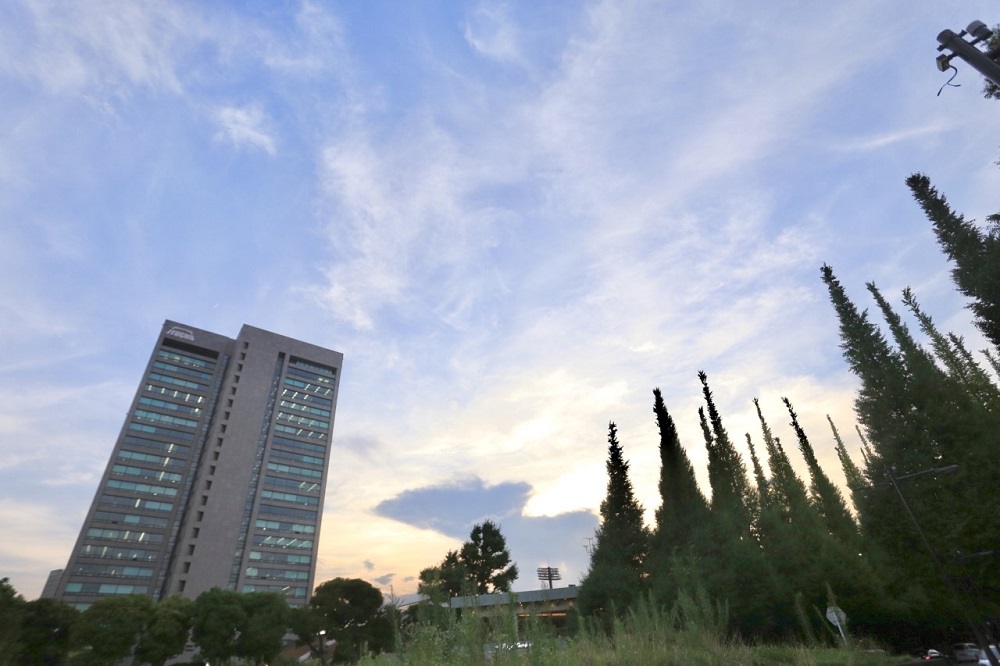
(826, 605), (847, 642)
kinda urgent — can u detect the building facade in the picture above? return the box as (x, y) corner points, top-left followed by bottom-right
(53, 321), (343, 609)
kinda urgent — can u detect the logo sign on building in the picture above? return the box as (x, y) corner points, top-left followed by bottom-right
(166, 326), (195, 342)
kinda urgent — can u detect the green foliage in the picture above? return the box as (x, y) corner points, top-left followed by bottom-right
(578, 422), (649, 622)
(71, 594), (153, 666)
(238, 591), (290, 665)
(649, 388), (709, 607)
(0, 578), (25, 666)
(311, 577), (393, 663)
(415, 521), (518, 623)
(18, 597), (78, 666)
(134, 595), (193, 666)
(191, 587), (247, 665)
(820, 176), (1000, 645)
(460, 520), (519, 594)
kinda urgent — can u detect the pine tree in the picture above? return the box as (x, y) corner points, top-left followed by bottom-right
(695, 377), (777, 638)
(649, 388), (709, 607)
(459, 520), (519, 594)
(578, 422), (650, 621)
(782, 397), (858, 544)
(827, 416), (865, 505)
(906, 173), (1000, 350)
(699, 371), (755, 535)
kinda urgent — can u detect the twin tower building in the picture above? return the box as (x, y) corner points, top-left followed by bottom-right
(51, 321), (343, 609)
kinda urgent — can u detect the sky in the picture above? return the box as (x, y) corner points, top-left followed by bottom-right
(1, 0), (999, 601)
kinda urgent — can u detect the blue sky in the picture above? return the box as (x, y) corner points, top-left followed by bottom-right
(1, 1), (998, 600)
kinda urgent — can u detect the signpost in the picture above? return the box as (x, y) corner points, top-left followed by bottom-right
(826, 605), (847, 644)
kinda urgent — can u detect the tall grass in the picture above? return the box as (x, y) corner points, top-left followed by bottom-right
(352, 591), (898, 666)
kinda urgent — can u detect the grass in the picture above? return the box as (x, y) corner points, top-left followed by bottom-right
(339, 594), (911, 666)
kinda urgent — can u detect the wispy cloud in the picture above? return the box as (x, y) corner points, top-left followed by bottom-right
(214, 105), (278, 155)
(463, 3), (525, 67)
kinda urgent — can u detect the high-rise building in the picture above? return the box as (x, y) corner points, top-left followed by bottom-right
(53, 321), (342, 609)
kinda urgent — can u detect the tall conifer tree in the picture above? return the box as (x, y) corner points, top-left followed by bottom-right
(649, 389), (709, 607)
(579, 422), (649, 621)
(906, 173), (1000, 350)
(782, 397), (858, 544)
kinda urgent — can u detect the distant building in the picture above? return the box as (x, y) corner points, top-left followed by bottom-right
(40, 569), (63, 598)
(450, 585), (579, 634)
(53, 321), (342, 609)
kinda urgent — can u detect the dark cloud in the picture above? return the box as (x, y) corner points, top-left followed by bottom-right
(373, 476), (598, 589)
(363, 560), (375, 571)
(374, 476), (531, 539)
(374, 573), (395, 586)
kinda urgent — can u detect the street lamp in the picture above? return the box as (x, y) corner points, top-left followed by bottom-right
(884, 465), (998, 666)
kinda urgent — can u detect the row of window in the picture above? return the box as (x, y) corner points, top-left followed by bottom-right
(288, 357), (336, 378)
(135, 409), (199, 430)
(139, 395), (202, 416)
(270, 448), (323, 467)
(87, 528), (163, 544)
(271, 435), (325, 456)
(279, 399), (331, 419)
(277, 411), (329, 431)
(286, 366), (334, 386)
(123, 435), (191, 456)
(255, 518), (315, 534)
(258, 502), (317, 521)
(274, 423), (326, 440)
(106, 479), (178, 497)
(152, 360), (214, 383)
(129, 422), (195, 442)
(283, 377), (333, 397)
(248, 550), (311, 565)
(156, 348), (215, 371)
(253, 535), (313, 549)
(64, 582), (147, 596)
(281, 388), (332, 407)
(244, 567), (309, 581)
(266, 461), (322, 479)
(241, 583), (306, 597)
(260, 490), (318, 506)
(100, 494), (173, 512)
(264, 475), (319, 494)
(72, 563), (153, 578)
(118, 449), (185, 468)
(79, 544), (158, 562)
(112, 464), (183, 484)
(145, 383), (205, 405)
(93, 510), (168, 529)
(148, 372), (207, 392)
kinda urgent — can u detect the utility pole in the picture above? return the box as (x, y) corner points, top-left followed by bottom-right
(936, 20), (1000, 87)
(885, 465), (999, 666)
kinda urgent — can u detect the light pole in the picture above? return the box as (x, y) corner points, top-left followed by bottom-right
(936, 20), (1000, 88)
(884, 464), (998, 666)
(317, 629), (327, 666)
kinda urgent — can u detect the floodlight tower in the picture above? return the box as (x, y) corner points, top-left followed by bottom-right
(537, 567), (561, 590)
(936, 20), (1000, 87)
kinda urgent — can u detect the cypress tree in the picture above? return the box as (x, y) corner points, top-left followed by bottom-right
(649, 388), (709, 607)
(578, 422), (649, 621)
(781, 397), (858, 544)
(699, 371), (755, 535)
(696, 376), (778, 638)
(826, 416), (865, 504)
(906, 173), (1000, 350)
